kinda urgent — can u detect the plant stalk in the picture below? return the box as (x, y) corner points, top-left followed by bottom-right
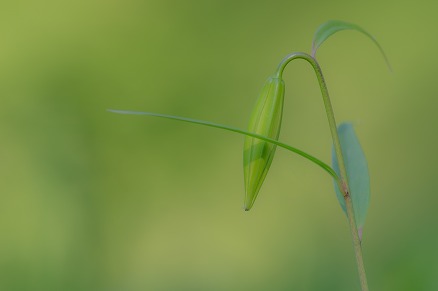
(276, 52), (369, 291)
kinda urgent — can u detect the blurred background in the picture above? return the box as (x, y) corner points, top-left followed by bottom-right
(1, 0), (437, 290)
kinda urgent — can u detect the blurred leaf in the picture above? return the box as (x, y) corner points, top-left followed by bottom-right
(311, 20), (391, 70)
(332, 123), (370, 238)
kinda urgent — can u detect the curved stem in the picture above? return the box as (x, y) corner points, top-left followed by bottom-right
(276, 53), (369, 291)
(308, 56), (369, 291)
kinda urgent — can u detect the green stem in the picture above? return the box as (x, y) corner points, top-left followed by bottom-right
(276, 52), (369, 291)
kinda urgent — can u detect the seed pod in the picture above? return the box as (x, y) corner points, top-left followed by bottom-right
(244, 76), (285, 210)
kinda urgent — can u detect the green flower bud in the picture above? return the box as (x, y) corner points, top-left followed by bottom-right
(244, 76), (285, 210)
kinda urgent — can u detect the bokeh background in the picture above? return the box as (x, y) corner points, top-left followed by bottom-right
(1, 0), (437, 290)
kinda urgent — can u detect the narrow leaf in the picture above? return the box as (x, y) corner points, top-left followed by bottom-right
(108, 109), (338, 181)
(312, 20), (391, 70)
(332, 123), (370, 238)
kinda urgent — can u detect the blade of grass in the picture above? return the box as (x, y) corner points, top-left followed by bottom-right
(108, 109), (338, 181)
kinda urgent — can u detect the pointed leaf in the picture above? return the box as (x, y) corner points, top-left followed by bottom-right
(312, 20), (391, 70)
(332, 123), (370, 236)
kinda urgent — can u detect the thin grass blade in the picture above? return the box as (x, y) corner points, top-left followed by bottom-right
(108, 109), (338, 181)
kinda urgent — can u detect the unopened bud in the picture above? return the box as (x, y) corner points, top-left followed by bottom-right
(243, 76), (285, 210)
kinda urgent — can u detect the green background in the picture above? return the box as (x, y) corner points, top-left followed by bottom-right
(1, 0), (437, 290)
